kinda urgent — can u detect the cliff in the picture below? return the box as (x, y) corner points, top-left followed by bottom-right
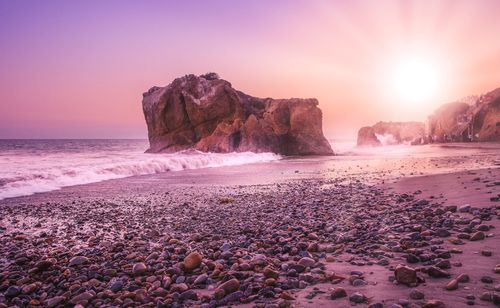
(427, 87), (500, 142)
(142, 73), (334, 155)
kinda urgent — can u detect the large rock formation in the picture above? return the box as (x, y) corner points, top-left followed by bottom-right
(357, 127), (382, 146)
(142, 73), (333, 155)
(427, 87), (500, 142)
(427, 102), (472, 142)
(357, 122), (425, 146)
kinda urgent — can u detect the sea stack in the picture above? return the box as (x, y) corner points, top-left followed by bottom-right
(357, 121), (425, 146)
(142, 73), (334, 155)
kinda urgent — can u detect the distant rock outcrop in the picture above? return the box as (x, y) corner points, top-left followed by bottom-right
(142, 73), (334, 155)
(357, 127), (381, 146)
(428, 87), (500, 142)
(357, 122), (425, 146)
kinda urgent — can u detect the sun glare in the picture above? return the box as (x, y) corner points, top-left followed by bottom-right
(391, 57), (440, 105)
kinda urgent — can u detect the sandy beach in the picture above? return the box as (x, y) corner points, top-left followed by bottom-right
(0, 143), (499, 307)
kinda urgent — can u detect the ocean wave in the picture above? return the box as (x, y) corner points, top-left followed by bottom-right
(0, 151), (281, 200)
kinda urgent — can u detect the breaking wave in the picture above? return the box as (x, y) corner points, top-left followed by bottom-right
(0, 140), (281, 200)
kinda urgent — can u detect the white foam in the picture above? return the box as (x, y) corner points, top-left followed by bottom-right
(375, 133), (399, 146)
(0, 150), (281, 200)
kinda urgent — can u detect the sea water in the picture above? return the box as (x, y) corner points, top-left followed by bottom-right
(0, 139), (280, 200)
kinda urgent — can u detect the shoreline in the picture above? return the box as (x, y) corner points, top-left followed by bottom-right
(0, 148), (499, 307)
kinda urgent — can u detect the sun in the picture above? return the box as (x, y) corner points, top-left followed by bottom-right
(391, 56), (440, 105)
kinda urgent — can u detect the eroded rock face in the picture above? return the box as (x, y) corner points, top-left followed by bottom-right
(357, 127), (381, 146)
(357, 122), (425, 146)
(428, 87), (500, 142)
(142, 73), (333, 155)
(427, 102), (471, 142)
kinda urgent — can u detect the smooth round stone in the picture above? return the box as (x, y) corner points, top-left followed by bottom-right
(220, 243), (231, 252)
(330, 287), (347, 299)
(132, 262), (147, 275)
(109, 281), (123, 293)
(180, 290), (198, 301)
(349, 292), (366, 303)
(435, 228), (450, 237)
(298, 257), (315, 268)
(194, 273), (208, 285)
(481, 276), (493, 284)
(5, 286), (21, 298)
(184, 252), (203, 270)
(398, 298), (410, 306)
(215, 278), (240, 299)
(406, 254), (419, 263)
(35, 260), (54, 272)
(45, 296), (65, 307)
(470, 231), (485, 241)
(445, 279), (459, 290)
(69, 256), (89, 267)
(409, 289), (425, 300)
(457, 273), (470, 283)
(352, 279), (366, 286)
(477, 224), (489, 231)
(481, 250), (492, 257)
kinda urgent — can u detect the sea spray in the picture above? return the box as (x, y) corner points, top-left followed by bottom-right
(0, 140), (281, 200)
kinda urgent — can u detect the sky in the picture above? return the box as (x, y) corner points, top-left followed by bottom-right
(1, 0), (500, 139)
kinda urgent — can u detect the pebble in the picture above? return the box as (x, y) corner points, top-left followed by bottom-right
(427, 266), (450, 278)
(481, 250), (492, 256)
(109, 280), (123, 292)
(422, 299), (446, 308)
(183, 251), (203, 270)
(1, 174), (498, 307)
(480, 291), (492, 301)
(263, 266), (280, 279)
(409, 289), (425, 300)
(132, 262), (147, 275)
(194, 273), (208, 285)
(170, 283), (189, 293)
(445, 278), (459, 290)
(470, 231), (485, 241)
(68, 256), (89, 267)
(330, 287), (347, 299)
(349, 292), (366, 303)
(5, 286), (21, 298)
(326, 255), (336, 262)
(35, 259), (54, 272)
(180, 290), (198, 300)
(298, 257), (315, 268)
(46, 296), (65, 308)
(457, 273), (470, 283)
(459, 204), (471, 212)
(395, 264), (417, 285)
(69, 291), (94, 305)
(215, 278), (240, 299)
(436, 228), (451, 237)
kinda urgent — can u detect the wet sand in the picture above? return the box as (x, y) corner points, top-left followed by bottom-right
(0, 143), (499, 307)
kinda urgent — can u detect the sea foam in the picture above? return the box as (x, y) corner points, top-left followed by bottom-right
(0, 140), (280, 200)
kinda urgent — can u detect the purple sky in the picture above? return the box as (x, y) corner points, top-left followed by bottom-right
(1, 0), (500, 139)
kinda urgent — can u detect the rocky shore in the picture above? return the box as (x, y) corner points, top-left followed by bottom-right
(0, 147), (499, 307)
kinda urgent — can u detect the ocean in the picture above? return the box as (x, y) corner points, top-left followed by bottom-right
(0, 139), (281, 200)
(1, 139), (497, 201)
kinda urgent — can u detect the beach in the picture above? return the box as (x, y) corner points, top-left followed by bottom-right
(0, 143), (499, 307)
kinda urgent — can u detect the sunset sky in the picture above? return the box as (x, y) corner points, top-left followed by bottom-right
(1, 0), (500, 139)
